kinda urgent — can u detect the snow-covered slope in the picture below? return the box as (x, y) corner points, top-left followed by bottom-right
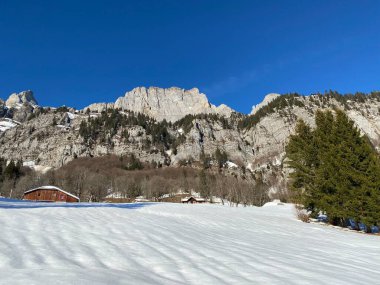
(0, 118), (19, 132)
(0, 200), (379, 284)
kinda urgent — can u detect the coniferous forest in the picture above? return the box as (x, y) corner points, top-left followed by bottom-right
(286, 109), (380, 228)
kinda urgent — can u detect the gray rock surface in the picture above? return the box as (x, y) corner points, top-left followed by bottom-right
(83, 103), (115, 113)
(0, 91), (39, 123)
(5, 90), (38, 108)
(250, 93), (280, 115)
(114, 87), (234, 121)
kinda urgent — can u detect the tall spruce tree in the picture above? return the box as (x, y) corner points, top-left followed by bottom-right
(286, 109), (380, 227)
(286, 120), (317, 206)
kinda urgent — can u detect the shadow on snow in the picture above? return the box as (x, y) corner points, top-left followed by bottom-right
(0, 198), (153, 210)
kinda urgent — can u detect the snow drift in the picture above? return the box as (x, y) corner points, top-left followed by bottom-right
(0, 200), (379, 284)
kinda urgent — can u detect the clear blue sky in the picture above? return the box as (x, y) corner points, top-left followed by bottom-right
(1, 0), (379, 113)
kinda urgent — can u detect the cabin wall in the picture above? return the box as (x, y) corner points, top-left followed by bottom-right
(66, 194), (78, 203)
(23, 189), (79, 202)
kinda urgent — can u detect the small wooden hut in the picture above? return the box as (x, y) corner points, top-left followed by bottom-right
(181, 196), (206, 204)
(23, 186), (80, 203)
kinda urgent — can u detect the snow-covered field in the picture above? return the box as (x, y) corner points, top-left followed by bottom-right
(0, 200), (379, 285)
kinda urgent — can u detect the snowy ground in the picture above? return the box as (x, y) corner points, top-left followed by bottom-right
(0, 200), (379, 285)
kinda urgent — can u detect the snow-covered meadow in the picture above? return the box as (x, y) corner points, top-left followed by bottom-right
(0, 199), (379, 284)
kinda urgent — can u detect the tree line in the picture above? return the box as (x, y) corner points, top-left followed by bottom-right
(0, 155), (271, 206)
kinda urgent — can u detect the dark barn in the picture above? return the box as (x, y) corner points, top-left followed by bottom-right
(23, 186), (80, 203)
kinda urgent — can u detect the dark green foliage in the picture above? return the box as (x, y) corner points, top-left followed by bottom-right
(78, 109), (174, 149)
(286, 110), (380, 227)
(146, 122), (173, 149)
(239, 91), (380, 130)
(3, 160), (22, 180)
(173, 113), (232, 135)
(55, 106), (70, 113)
(200, 150), (212, 169)
(27, 108), (47, 121)
(28, 112), (37, 121)
(199, 169), (209, 198)
(0, 158), (4, 183)
(28, 126), (35, 134)
(124, 154), (144, 170)
(238, 93), (303, 129)
(171, 134), (186, 155)
(214, 147), (228, 168)
(0, 158), (28, 196)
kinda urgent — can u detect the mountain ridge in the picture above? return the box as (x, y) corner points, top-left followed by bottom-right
(1, 88), (380, 196)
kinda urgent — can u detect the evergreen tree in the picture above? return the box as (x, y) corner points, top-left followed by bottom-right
(286, 119), (317, 206)
(286, 110), (380, 227)
(199, 169), (209, 198)
(3, 160), (18, 180)
(214, 147), (228, 168)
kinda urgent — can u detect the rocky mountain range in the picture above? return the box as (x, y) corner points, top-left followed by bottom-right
(1, 87), (380, 194)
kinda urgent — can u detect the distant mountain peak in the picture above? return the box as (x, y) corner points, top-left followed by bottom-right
(5, 90), (38, 108)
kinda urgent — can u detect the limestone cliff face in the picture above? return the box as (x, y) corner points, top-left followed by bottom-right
(84, 103), (115, 113)
(0, 111), (165, 168)
(114, 87), (234, 122)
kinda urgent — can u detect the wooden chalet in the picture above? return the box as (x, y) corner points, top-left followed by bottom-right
(23, 186), (80, 203)
(181, 196), (206, 204)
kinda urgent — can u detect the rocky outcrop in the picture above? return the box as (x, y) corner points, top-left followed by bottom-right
(5, 90), (38, 108)
(114, 87), (234, 122)
(215, 104), (234, 116)
(250, 93), (280, 115)
(0, 91), (39, 123)
(83, 103), (115, 113)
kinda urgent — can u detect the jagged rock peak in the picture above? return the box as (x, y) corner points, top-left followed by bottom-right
(5, 90), (38, 108)
(250, 93), (280, 115)
(114, 86), (234, 122)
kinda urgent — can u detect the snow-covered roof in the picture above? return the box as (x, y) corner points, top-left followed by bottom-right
(134, 198), (150, 202)
(24, 186), (80, 200)
(181, 196), (206, 202)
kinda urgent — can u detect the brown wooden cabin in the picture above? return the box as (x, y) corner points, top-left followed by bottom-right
(158, 193), (189, 203)
(23, 186), (80, 203)
(181, 196), (206, 204)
